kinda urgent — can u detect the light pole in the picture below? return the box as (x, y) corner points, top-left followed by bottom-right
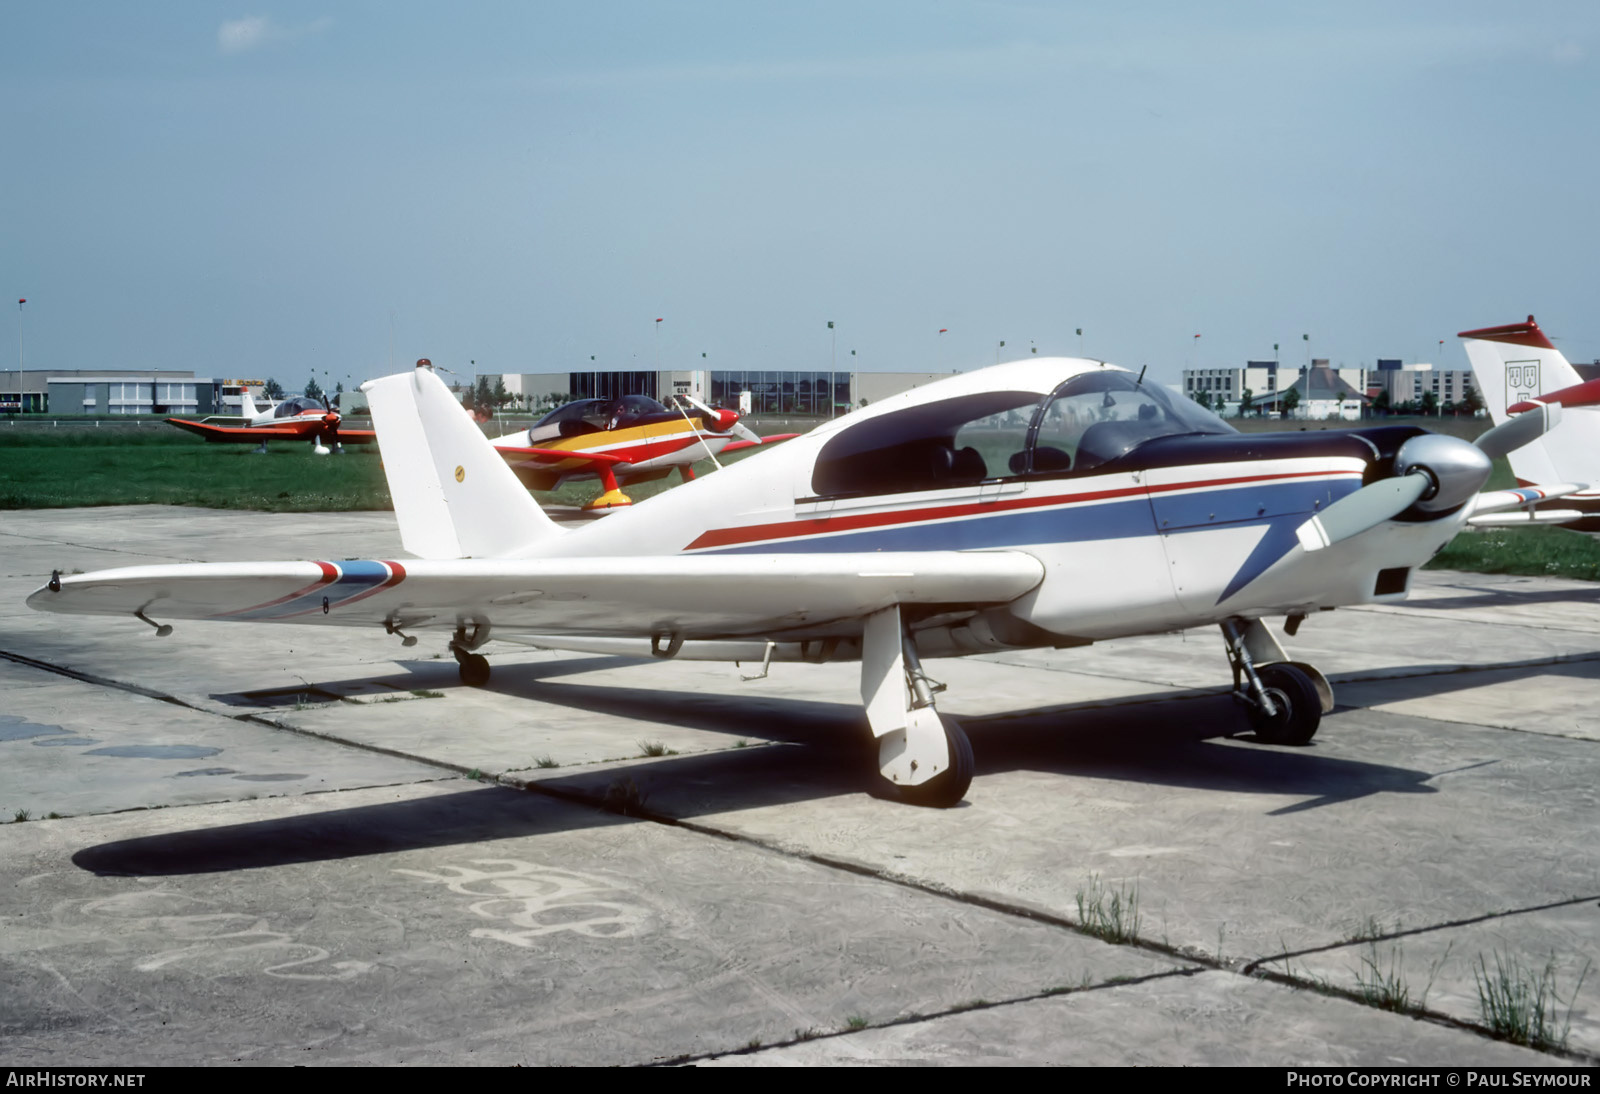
(17, 298), (24, 374)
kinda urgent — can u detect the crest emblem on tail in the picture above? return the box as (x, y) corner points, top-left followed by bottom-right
(1506, 360), (1541, 409)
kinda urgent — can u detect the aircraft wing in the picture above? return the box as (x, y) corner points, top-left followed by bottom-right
(27, 550), (1045, 641)
(1467, 483), (1590, 527)
(166, 418), (320, 442)
(493, 445), (629, 465)
(164, 419), (377, 444)
(721, 433), (801, 454)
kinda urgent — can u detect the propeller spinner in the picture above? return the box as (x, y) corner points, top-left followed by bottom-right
(681, 394), (763, 446)
(1293, 409), (1561, 553)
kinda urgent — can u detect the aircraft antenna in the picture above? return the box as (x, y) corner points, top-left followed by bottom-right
(1136, 365), (1147, 387)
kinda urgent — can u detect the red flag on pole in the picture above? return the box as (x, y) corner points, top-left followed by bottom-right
(1193, 333), (1201, 339)
(939, 328), (948, 334)
(17, 299), (24, 305)
(655, 318), (663, 324)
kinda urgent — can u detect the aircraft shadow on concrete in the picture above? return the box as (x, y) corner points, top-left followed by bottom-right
(73, 686), (1450, 879)
(70, 784), (631, 877)
(1408, 586), (1600, 612)
(251, 659), (1449, 808)
(1323, 656), (1600, 704)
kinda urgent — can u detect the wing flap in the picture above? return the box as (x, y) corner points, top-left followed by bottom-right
(27, 551), (1045, 640)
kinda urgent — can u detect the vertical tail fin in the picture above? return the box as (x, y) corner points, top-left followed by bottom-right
(1460, 316), (1600, 487)
(1459, 316), (1582, 426)
(363, 363), (562, 559)
(238, 387), (261, 419)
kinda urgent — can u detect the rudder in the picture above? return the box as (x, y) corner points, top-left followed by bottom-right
(363, 363), (562, 559)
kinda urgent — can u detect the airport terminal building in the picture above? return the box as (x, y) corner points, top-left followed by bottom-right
(0, 369), (260, 416)
(496, 368), (958, 417)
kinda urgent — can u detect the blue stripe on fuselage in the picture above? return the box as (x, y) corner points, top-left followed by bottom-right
(702, 479), (1357, 557)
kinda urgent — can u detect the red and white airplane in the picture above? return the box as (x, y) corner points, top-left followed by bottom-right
(30, 356), (1571, 807)
(167, 387), (375, 454)
(1459, 316), (1600, 529)
(490, 393), (796, 508)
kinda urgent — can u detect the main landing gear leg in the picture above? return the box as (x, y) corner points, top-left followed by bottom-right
(584, 465), (633, 510)
(450, 621), (492, 687)
(860, 604), (974, 807)
(1220, 617), (1331, 745)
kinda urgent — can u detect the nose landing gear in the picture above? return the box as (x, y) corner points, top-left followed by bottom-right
(1221, 617), (1329, 745)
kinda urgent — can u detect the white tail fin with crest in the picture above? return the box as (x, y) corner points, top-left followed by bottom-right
(363, 362), (562, 559)
(1459, 316), (1600, 489)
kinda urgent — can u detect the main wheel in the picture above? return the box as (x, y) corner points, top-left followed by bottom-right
(457, 652), (490, 687)
(1247, 663), (1320, 745)
(897, 713), (975, 808)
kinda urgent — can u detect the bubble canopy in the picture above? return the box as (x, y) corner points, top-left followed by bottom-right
(811, 370), (1234, 498)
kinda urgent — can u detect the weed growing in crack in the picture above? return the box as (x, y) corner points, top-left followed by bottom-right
(1475, 951), (1591, 1051)
(1353, 943), (1414, 1012)
(1075, 873), (1141, 943)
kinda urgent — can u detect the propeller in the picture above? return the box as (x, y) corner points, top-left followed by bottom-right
(1296, 434), (1490, 552)
(1296, 474), (1432, 551)
(682, 394), (762, 445)
(1297, 399), (1566, 553)
(1473, 400), (1561, 461)
(313, 394), (342, 456)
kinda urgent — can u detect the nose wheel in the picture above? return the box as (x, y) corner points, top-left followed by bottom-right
(1245, 663), (1320, 744)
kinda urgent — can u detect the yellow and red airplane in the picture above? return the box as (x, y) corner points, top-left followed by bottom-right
(489, 394), (797, 508)
(166, 389), (374, 453)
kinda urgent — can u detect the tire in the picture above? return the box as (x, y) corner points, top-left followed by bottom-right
(458, 653), (491, 687)
(1247, 663), (1320, 745)
(897, 713), (975, 808)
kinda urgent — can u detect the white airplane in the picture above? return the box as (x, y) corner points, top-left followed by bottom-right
(27, 357), (1570, 807)
(1459, 316), (1600, 528)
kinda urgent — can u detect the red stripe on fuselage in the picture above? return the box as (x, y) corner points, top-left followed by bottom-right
(685, 468), (1357, 551)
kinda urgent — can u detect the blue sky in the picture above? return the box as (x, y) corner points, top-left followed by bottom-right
(3, 2), (1598, 392)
